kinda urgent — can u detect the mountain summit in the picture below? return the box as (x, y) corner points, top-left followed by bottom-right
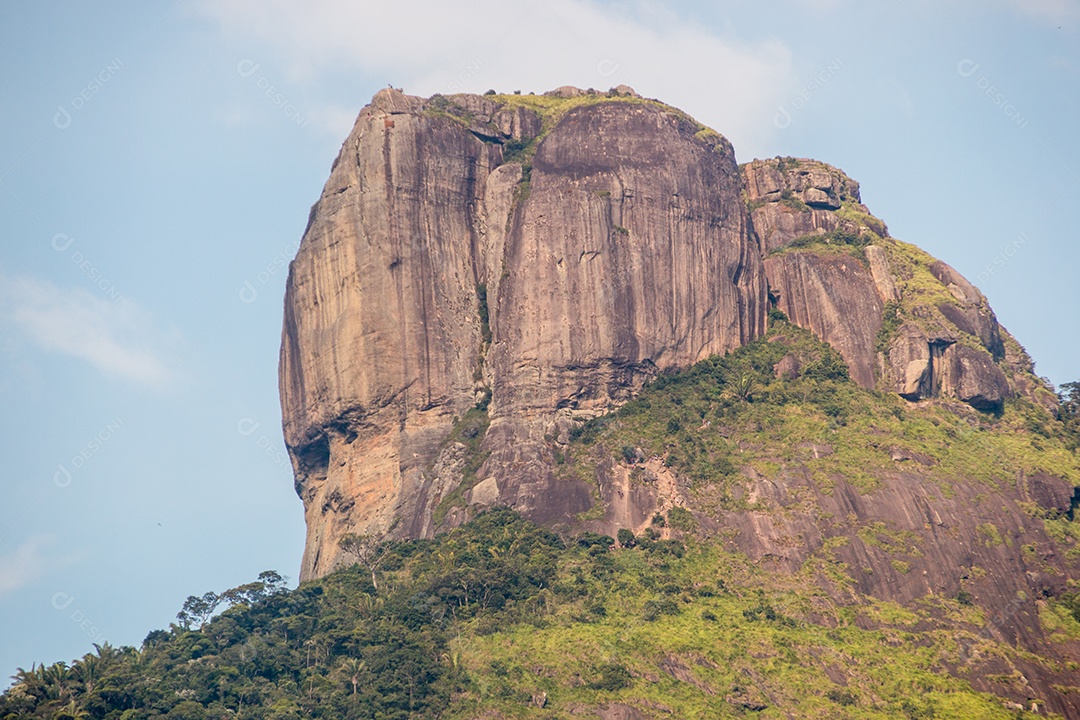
(280, 86), (1038, 574)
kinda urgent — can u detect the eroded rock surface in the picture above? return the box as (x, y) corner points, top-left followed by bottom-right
(281, 89), (503, 578)
(282, 89), (766, 579)
(742, 157), (1015, 411)
(283, 90), (1040, 579)
(763, 250), (882, 388)
(742, 157), (872, 253)
(701, 463), (1078, 715)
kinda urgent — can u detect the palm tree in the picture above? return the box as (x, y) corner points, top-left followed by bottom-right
(41, 661), (71, 701)
(441, 638), (464, 678)
(92, 642), (121, 663)
(339, 658), (366, 695)
(725, 374), (758, 403)
(55, 699), (91, 719)
(73, 654), (101, 693)
(11, 663), (46, 698)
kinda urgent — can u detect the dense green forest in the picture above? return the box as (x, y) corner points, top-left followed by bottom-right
(4, 324), (1079, 719)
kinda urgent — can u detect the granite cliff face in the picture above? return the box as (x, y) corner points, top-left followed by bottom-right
(282, 89), (1045, 580)
(281, 87), (767, 579)
(742, 156), (1013, 408)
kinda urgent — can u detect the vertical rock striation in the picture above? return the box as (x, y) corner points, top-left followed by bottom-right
(476, 100), (767, 531)
(283, 90), (1039, 580)
(280, 89), (501, 578)
(281, 89), (766, 579)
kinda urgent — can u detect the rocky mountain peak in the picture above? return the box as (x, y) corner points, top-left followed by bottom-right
(281, 87), (766, 579)
(280, 88), (1051, 577)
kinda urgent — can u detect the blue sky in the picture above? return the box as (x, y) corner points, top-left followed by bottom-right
(1, 0), (1077, 683)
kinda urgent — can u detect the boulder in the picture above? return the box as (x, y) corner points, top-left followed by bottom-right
(742, 158), (875, 252)
(938, 344), (1010, 413)
(887, 323), (932, 399)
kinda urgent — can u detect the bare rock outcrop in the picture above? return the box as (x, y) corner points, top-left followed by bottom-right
(742, 158), (1017, 412)
(744, 158), (890, 390)
(282, 90), (1041, 579)
(742, 157), (875, 253)
(479, 100), (766, 528)
(280, 89), (510, 578)
(278, 86), (1074, 714)
(711, 461), (1079, 715)
(886, 323), (935, 399)
(864, 244), (899, 302)
(281, 89), (766, 579)
(938, 343), (1010, 412)
(763, 250), (882, 388)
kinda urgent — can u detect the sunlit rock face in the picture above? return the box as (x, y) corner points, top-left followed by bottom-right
(282, 90), (1024, 581)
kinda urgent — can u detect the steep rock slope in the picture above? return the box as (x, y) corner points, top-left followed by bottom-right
(563, 325), (1080, 717)
(281, 88), (1054, 589)
(272, 86), (1080, 715)
(743, 157), (1016, 410)
(280, 89), (500, 578)
(281, 88), (767, 579)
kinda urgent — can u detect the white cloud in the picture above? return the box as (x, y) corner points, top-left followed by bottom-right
(195, 0), (794, 156)
(0, 535), (53, 596)
(0, 275), (177, 387)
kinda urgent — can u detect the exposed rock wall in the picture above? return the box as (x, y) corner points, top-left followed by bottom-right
(707, 460), (1079, 715)
(283, 90), (1043, 579)
(280, 89), (503, 578)
(742, 157), (869, 252)
(476, 100), (767, 529)
(763, 250), (882, 388)
(281, 89), (766, 579)
(742, 157), (1015, 412)
(279, 89), (1073, 714)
